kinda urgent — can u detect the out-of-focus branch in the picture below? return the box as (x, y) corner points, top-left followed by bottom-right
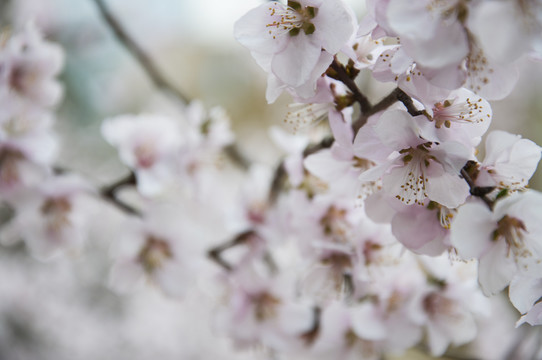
(92, 0), (252, 169)
(208, 230), (255, 271)
(93, 0), (190, 103)
(99, 171), (140, 216)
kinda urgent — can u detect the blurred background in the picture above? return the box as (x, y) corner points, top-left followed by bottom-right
(0, 0), (541, 359)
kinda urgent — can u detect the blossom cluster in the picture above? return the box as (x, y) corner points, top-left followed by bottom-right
(2, 0), (542, 359)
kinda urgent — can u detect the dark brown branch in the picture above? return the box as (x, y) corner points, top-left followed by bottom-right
(224, 144), (251, 170)
(207, 230), (255, 271)
(99, 171), (140, 215)
(268, 162), (287, 204)
(460, 167), (495, 209)
(303, 135), (334, 157)
(352, 88), (404, 133)
(329, 59), (371, 113)
(93, 0), (190, 103)
(395, 88), (425, 117)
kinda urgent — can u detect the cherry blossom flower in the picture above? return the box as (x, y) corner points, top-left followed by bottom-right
(305, 109), (376, 199)
(0, 23), (64, 117)
(424, 88), (492, 148)
(214, 262), (314, 351)
(234, 0), (356, 101)
(108, 202), (205, 297)
(101, 114), (183, 197)
(468, 0), (542, 63)
(0, 175), (93, 260)
(451, 191), (542, 295)
(509, 275), (542, 326)
(357, 109), (471, 208)
(475, 130), (542, 192)
(410, 256), (489, 356)
(386, 0), (469, 70)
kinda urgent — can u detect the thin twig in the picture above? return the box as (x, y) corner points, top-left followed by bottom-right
(352, 88), (403, 133)
(224, 144), (251, 170)
(395, 88), (426, 117)
(93, 0), (252, 169)
(93, 0), (190, 103)
(207, 230), (255, 271)
(99, 171), (140, 215)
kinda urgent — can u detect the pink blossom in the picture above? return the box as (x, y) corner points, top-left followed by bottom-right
(451, 191), (542, 295)
(234, 0), (355, 102)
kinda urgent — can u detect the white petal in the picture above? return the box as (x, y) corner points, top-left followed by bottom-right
(450, 201), (494, 260)
(271, 34), (322, 87)
(478, 239), (516, 296)
(350, 303), (387, 341)
(315, 0), (356, 54)
(509, 276), (542, 314)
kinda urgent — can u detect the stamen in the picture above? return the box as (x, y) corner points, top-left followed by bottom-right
(284, 102), (332, 132)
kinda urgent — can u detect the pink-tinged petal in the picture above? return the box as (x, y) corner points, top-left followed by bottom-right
(155, 261), (192, 298)
(234, 3), (288, 55)
(304, 149), (351, 182)
(425, 165), (470, 208)
(314, 0), (356, 54)
(271, 34), (322, 87)
(483, 131), (542, 188)
(450, 201), (494, 260)
(353, 119), (394, 162)
(386, 0), (435, 40)
(468, 1), (528, 64)
(364, 191), (397, 223)
(109, 259), (144, 293)
(390, 47), (413, 74)
(399, 68), (453, 107)
(284, 155), (304, 187)
(466, 49), (519, 100)
(328, 109), (353, 147)
(426, 322), (451, 357)
(483, 130), (520, 165)
(350, 303), (387, 341)
(401, 21), (469, 69)
(266, 73), (287, 103)
(358, 160), (392, 182)
(391, 206), (447, 255)
(478, 239), (516, 296)
(289, 51), (334, 99)
(277, 302), (313, 335)
(374, 110), (420, 150)
(509, 276), (542, 314)
(420, 62), (466, 91)
(517, 302), (542, 327)
(382, 164), (425, 205)
(269, 126), (309, 154)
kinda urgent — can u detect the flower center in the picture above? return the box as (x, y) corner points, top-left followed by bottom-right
(396, 143), (436, 205)
(266, 1), (318, 39)
(0, 149), (24, 187)
(41, 197), (72, 234)
(432, 96), (489, 128)
(285, 102), (332, 132)
(252, 292), (281, 321)
(493, 215), (529, 258)
(138, 236), (173, 274)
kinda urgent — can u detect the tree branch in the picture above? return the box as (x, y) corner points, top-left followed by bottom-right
(99, 171), (140, 215)
(93, 0), (190, 103)
(329, 59), (371, 113)
(92, 0), (252, 169)
(460, 167), (495, 209)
